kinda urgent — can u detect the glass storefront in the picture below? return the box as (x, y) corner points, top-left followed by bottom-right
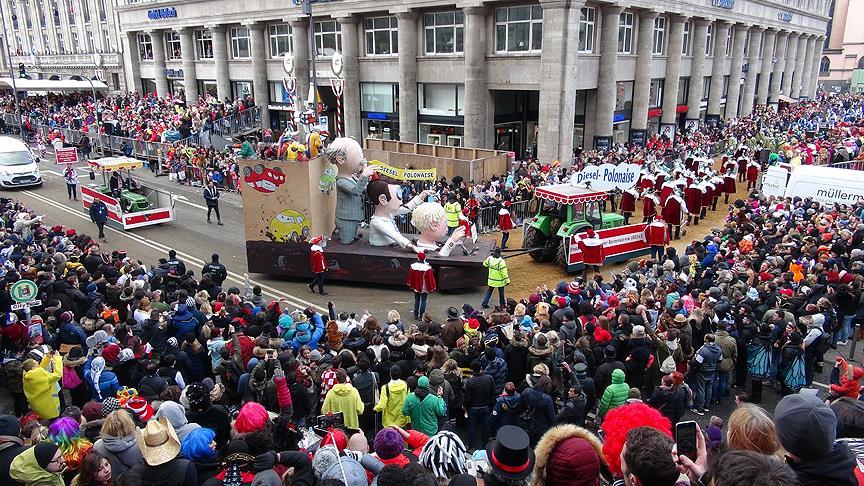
(492, 90), (539, 160)
(361, 83), (398, 140)
(418, 83), (464, 146)
(613, 81), (633, 144)
(197, 80), (218, 98)
(363, 118), (398, 140)
(141, 79), (156, 95)
(419, 123), (464, 146)
(168, 79), (184, 98)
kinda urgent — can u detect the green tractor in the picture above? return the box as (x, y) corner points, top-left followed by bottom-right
(523, 184), (625, 268)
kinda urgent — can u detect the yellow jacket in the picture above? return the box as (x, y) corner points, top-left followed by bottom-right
(23, 354), (62, 420)
(484, 256), (510, 288)
(444, 202), (462, 228)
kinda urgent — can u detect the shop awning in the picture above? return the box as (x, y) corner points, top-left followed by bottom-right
(0, 77), (109, 92)
(778, 95), (799, 103)
(535, 184), (608, 205)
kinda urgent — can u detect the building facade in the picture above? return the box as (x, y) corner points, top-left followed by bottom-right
(0, 0), (126, 91)
(818, 0), (864, 93)
(114, 0), (828, 163)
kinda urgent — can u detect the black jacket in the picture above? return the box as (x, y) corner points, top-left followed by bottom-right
(0, 439), (26, 486)
(463, 372), (496, 408)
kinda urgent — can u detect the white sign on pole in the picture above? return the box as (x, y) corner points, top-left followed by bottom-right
(570, 163), (641, 191)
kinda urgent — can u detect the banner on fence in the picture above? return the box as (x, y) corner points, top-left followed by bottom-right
(55, 147), (79, 165)
(369, 161), (437, 181)
(570, 163), (640, 191)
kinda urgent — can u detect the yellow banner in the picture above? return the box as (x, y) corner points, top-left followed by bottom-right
(369, 160), (437, 181)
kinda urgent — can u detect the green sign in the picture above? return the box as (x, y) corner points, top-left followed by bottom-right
(10, 280), (37, 303)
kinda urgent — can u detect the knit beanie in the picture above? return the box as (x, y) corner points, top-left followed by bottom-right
(544, 436), (601, 486)
(312, 445), (340, 479)
(320, 428), (348, 451)
(234, 402), (269, 434)
(34, 441), (59, 470)
(374, 428), (405, 460)
(417, 376), (429, 388)
(101, 344), (121, 364)
(81, 401), (103, 422)
(774, 393), (837, 461)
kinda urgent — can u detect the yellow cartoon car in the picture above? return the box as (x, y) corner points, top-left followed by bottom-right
(268, 209), (311, 242)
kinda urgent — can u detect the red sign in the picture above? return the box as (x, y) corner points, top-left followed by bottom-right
(55, 147), (78, 165)
(676, 105), (689, 114)
(647, 108), (663, 118)
(567, 223), (650, 266)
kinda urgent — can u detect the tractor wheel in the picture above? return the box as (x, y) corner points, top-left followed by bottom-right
(556, 237), (570, 269)
(524, 226), (549, 262)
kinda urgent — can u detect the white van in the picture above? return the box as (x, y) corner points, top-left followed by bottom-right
(783, 165), (864, 206)
(0, 136), (41, 189)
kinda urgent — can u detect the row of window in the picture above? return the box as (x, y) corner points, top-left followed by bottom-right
(134, 7), (798, 62)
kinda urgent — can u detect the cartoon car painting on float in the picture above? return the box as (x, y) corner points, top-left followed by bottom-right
(244, 164), (286, 193)
(268, 209), (311, 242)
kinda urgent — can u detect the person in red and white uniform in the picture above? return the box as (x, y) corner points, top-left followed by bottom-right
(407, 252), (436, 319)
(710, 173), (725, 211)
(643, 214), (669, 261)
(659, 177), (678, 206)
(685, 181), (704, 226)
(499, 200), (516, 249)
(722, 156), (737, 204)
(661, 190), (688, 240)
(700, 178), (715, 219)
(458, 208), (478, 255)
(308, 235), (328, 296)
(619, 186), (640, 225)
(576, 227), (605, 280)
(746, 158), (761, 191)
(737, 154), (748, 182)
(639, 173), (656, 192)
(642, 191), (660, 222)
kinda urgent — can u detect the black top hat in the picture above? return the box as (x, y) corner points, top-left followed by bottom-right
(485, 425), (535, 481)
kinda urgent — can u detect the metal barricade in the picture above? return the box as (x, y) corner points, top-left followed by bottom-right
(476, 199), (533, 234)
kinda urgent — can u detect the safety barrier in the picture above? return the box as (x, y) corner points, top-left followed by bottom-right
(175, 106), (262, 147)
(475, 199), (533, 234)
(829, 160), (864, 171)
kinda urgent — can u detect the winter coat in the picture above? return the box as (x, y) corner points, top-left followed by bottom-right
(492, 392), (522, 429)
(594, 358), (626, 397)
(598, 368), (629, 417)
(93, 433), (145, 478)
(521, 386), (556, 443)
(532, 424), (605, 486)
(556, 393), (587, 426)
(169, 304), (198, 341)
(373, 379), (410, 427)
(322, 383), (365, 430)
(504, 339), (530, 383)
(648, 385), (687, 425)
(23, 353), (63, 419)
(527, 345), (557, 377)
(694, 342), (724, 373)
(441, 318), (464, 349)
(428, 369), (454, 411)
(0, 437), (25, 486)
(9, 446), (64, 486)
(402, 386), (446, 436)
(83, 361), (121, 402)
(463, 372), (496, 408)
(714, 331), (738, 373)
(155, 401), (201, 442)
(125, 457), (198, 486)
(485, 357), (508, 394)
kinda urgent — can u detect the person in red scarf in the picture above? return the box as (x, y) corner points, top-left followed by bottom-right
(408, 252), (436, 320)
(308, 235), (328, 296)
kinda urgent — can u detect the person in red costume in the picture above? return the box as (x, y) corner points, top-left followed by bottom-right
(308, 235), (328, 296)
(661, 190), (687, 240)
(685, 182), (704, 226)
(458, 208), (478, 255)
(746, 158), (761, 191)
(642, 191), (660, 222)
(498, 201), (515, 249)
(643, 215), (670, 262)
(576, 228), (605, 280)
(407, 252), (436, 320)
(619, 187), (639, 225)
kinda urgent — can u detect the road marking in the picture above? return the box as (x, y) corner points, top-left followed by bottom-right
(20, 189), (318, 310)
(173, 195), (209, 211)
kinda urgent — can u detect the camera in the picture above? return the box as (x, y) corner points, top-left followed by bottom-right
(315, 412), (344, 434)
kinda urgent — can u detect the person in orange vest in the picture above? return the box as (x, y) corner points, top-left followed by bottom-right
(498, 201), (516, 249)
(407, 252), (437, 320)
(576, 228), (605, 280)
(308, 235), (328, 296)
(643, 215), (670, 262)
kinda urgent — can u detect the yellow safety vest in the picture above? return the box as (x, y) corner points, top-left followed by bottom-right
(484, 256), (510, 287)
(444, 202), (462, 228)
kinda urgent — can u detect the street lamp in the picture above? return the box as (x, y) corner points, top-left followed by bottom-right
(0, 0), (24, 138)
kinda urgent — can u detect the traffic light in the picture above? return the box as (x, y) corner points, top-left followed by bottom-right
(18, 63), (25, 79)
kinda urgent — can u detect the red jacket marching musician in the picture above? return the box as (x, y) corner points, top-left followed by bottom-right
(659, 178), (677, 206)
(643, 215), (670, 246)
(700, 179), (714, 217)
(639, 173), (656, 192)
(619, 187), (639, 224)
(746, 159), (761, 188)
(722, 157), (737, 201)
(465, 196), (480, 221)
(737, 155), (748, 182)
(642, 191), (660, 221)
(685, 182), (704, 225)
(408, 252), (437, 294)
(308, 235), (328, 295)
(498, 201), (515, 231)
(576, 228), (605, 278)
(661, 191), (688, 239)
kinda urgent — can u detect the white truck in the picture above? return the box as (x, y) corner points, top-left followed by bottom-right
(762, 164), (864, 206)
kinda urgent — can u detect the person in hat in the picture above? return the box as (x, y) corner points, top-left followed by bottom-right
(407, 252), (436, 321)
(575, 228), (605, 280)
(0, 415), (26, 485)
(202, 179), (223, 225)
(531, 423), (607, 486)
(643, 215), (669, 262)
(322, 368), (365, 431)
(22, 349), (63, 420)
(9, 441), (66, 486)
(481, 248), (510, 309)
(126, 416), (198, 486)
(308, 235), (328, 296)
(484, 425), (535, 486)
(499, 200), (515, 249)
(401, 375), (446, 436)
(419, 430), (470, 482)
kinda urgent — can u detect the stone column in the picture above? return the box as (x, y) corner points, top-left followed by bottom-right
(809, 37), (824, 98)
(337, 16), (361, 141)
(210, 25), (230, 102)
(593, 4), (623, 149)
(248, 23), (270, 128)
(86, 0), (103, 51)
(395, 11), (418, 143)
(29, 1), (45, 54)
(73, 0), (87, 52)
(177, 27), (198, 103)
(768, 31), (788, 107)
(756, 29), (776, 105)
(780, 33), (799, 96)
(537, 0), (583, 164)
(706, 20), (730, 124)
(800, 35), (817, 99)
(463, 6), (489, 149)
(148, 30), (168, 97)
(42, 0), (59, 54)
(660, 15), (686, 129)
(791, 35), (808, 98)
(122, 31), (142, 93)
(630, 9), (658, 143)
(739, 27), (763, 116)
(288, 18), (310, 113)
(724, 24), (748, 119)
(685, 19), (710, 126)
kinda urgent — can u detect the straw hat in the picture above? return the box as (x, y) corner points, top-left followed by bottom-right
(137, 416), (181, 466)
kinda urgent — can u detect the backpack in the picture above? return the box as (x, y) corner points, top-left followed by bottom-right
(517, 405), (535, 433)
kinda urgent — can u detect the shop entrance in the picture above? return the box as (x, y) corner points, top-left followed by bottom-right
(492, 90), (539, 160)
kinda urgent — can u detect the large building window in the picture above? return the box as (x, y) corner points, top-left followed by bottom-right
(652, 16), (666, 55)
(81, 0), (90, 23)
(196, 30), (213, 59)
(231, 27), (251, 59)
(361, 82), (397, 113)
(365, 16), (398, 56)
(725, 27), (733, 56)
(578, 7), (595, 53)
(269, 24), (292, 58)
(166, 32), (181, 60)
(705, 23), (714, 56)
(722, 75), (730, 98)
(819, 56), (830, 74)
(231, 81), (252, 100)
(138, 33), (153, 60)
(618, 12), (633, 54)
(682, 20), (691, 55)
(315, 20), (342, 57)
(419, 83), (464, 116)
(424, 11), (464, 55)
(97, 0), (106, 21)
(702, 76), (710, 101)
(495, 5), (542, 53)
(649, 79), (664, 107)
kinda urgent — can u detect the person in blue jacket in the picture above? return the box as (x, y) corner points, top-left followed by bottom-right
(84, 356), (121, 402)
(169, 304), (199, 341)
(290, 314), (324, 353)
(88, 198), (108, 242)
(701, 240), (719, 268)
